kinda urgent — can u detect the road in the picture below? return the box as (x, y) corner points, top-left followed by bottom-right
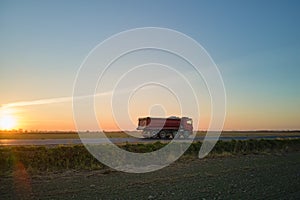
(0, 135), (300, 146)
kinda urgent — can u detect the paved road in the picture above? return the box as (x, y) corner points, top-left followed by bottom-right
(0, 135), (300, 146)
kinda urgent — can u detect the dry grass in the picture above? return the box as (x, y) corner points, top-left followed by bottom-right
(1, 139), (299, 174)
(1, 130), (299, 139)
(196, 130), (300, 137)
(0, 131), (133, 139)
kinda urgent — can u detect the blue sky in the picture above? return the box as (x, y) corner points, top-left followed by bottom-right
(0, 0), (299, 130)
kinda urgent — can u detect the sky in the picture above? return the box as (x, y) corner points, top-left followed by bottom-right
(0, 0), (299, 131)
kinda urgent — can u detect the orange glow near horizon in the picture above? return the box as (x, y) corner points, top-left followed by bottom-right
(0, 108), (18, 130)
(1, 99), (299, 132)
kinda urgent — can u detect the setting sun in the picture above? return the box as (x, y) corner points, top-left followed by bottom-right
(0, 108), (18, 130)
(0, 115), (17, 130)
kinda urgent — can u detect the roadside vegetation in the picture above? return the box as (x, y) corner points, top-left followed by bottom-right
(0, 131), (130, 139)
(0, 130), (299, 139)
(1, 139), (299, 175)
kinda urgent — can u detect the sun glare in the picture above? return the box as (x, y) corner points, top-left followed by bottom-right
(0, 109), (18, 130)
(0, 115), (17, 130)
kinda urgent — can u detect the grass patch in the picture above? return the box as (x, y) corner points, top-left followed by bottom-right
(0, 131), (134, 139)
(1, 139), (299, 174)
(1, 130), (299, 139)
(0, 145), (104, 174)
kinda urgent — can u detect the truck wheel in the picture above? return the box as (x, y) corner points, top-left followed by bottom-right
(159, 131), (167, 139)
(183, 131), (190, 139)
(172, 131), (179, 139)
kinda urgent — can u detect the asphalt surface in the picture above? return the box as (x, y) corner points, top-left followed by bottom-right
(0, 135), (300, 146)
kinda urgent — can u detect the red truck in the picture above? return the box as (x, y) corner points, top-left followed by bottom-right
(137, 116), (193, 139)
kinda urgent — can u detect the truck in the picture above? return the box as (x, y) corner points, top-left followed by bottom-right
(137, 116), (193, 139)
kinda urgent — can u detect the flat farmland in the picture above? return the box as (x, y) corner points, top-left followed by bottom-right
(0, 139), (300, 199)
(0, 131), (129, 139)
(1, 151), (299, 199)
(0, 130), (299, 139)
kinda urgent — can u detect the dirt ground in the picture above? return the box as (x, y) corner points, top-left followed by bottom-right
(1, 152), (300, 200)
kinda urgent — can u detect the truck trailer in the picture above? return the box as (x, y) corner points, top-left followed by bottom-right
(137, 116), (193, 139)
